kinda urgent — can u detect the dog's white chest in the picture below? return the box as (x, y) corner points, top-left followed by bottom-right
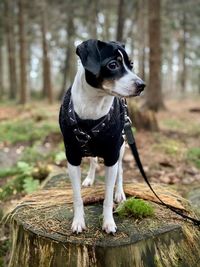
(71, 66), (114, 120)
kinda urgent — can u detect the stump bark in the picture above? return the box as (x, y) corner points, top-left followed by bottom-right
(7, 174), (200, 267)
(127, 100), (159, 131)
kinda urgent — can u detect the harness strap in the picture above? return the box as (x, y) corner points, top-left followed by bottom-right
(122, 98), (200, 227)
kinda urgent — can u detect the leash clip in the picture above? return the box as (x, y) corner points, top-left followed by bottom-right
(125, 114), (132, 125)
(124, 120), (135, 145)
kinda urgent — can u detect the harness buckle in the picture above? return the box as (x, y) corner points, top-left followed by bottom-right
(75, 131), (91, 144)
(74, 130), (93, 156)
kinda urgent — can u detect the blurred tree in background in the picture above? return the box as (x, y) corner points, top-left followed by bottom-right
(4, 0), (18, 100)
(0, 0), (199, 110)
(18, 0), (28, 104)
(144, 0), (165, 111)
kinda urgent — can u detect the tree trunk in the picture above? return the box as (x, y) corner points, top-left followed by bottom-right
(27, 38), (32, 98)
(18, 0), (27, 104)
(198, 73), (200, 95)
(87, 0), (98, 39)
(103, 1), (111, 41)
(4, 0), (18, 100)
(126, 9), (136, 60)
(7, 174), (200, 267)
(0, 1), (4, 99)
(41, 0), (53, 104)
(128, 100), (159, 131)
(116, 0), (125, 42)
(137, 0), (147, 81)
(144, 0), (165, 111)
(0, 37), (3, 100)
(0, 45), (3, 99)
(58, 5), (75, 99)
(128, 17), (135, 60)
(166, 42), (174, 93)
(179, 11), (187, 95)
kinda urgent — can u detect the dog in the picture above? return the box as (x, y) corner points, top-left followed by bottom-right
(59, 39), (145, 234)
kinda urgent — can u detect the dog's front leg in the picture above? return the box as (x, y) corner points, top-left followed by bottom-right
(68, 162), (86, 233)
(103, 162), (118, 234)
(115, 142), (126, 203)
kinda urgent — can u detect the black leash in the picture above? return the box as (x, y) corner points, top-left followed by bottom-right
(122, 99), (200, 227)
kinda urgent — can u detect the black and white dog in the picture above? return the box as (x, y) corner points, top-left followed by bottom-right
(59, 39), (145, 234)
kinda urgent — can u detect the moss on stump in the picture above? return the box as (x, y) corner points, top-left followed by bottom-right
(7, 174), (200, 267)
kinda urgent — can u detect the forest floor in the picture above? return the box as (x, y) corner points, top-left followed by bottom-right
(0, 97), (200, 265)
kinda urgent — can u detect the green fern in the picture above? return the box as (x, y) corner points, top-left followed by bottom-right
(23, 177), (40, 193)
(0, 161), (40, 200)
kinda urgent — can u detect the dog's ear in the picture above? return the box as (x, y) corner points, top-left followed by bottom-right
(110, 41), (125, 49)
(119, 42), (125, 49)
(76, 39), (106, 76)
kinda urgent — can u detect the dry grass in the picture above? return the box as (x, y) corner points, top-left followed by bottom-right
(6, 182), (188, 220)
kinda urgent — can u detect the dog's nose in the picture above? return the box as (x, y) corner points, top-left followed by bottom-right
(135, 79), (146, 92)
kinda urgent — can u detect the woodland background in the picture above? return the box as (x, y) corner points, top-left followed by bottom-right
(0, 0), (200, 107)
(0, 1), (200, 265)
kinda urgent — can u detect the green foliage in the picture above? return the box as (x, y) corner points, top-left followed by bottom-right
(162, 119), (200, 136)
(0, 174), (25, 200)
(0, 239), (10, 267)
(0, 161), (40, 200)
(187, 148), (200, 168)
(0, 120), (35, 144)
(58, 141), (65, 150)
(0, 209), (3, 221)
(162, 140), (181, 155)
(116, 197), (154, 219)
(189, 124), (200, 136)
(132, 126), (136, 133)
(153, 137), (184, 156)
(162, 119), (184, 130)
(20, 145), (46, 163)
(20, 144), (65, 166)
(0, 119), (59, 144)
(17, 161), (33, 175)
(0, 167), (21, 179)
(54, 151), (66, 164)
(96, 175), (105, 182)
(23, 177), (40, 193)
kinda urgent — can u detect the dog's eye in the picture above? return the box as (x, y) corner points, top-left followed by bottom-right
(130, 61), (134, 70)
(107, 60), (120, 71)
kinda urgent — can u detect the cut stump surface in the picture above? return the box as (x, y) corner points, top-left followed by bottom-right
(7, 174), (200, 267)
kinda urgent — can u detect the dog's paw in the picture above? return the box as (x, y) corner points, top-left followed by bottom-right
(82, 176), (94, 187)
(71, 217), (86, 234)
(102, 219), (117, 234)
(114, 189), (126, 203)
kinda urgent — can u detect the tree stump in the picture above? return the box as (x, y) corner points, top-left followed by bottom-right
(127, 100), (159, 131)
(7, 174), (200, 267)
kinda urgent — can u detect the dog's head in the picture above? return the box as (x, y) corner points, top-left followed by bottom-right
(76, 39), (145, 97)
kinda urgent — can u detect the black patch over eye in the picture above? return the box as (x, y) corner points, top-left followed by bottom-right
(107, 60), (120, 71)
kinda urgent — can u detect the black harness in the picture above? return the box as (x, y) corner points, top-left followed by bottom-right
(60, 88), (124, 166)
(68, 97), (115, 157)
